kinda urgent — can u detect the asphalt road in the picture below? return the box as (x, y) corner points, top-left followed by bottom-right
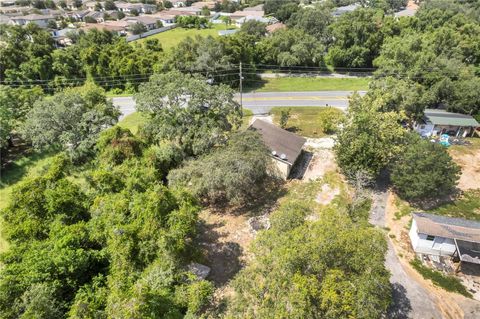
(112, 91), (366, 117)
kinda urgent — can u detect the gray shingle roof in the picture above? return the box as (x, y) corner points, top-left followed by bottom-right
(412, 212), (480, 243)
(249, 119), (306, 165)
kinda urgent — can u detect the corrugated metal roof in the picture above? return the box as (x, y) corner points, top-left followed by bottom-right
(424, 109), (480, 127)
(249, 119), (306, 165)
(412, 212), (480, 243)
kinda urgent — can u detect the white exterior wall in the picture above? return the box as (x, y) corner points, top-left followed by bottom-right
(272, 158), (291, 180)
(414, 123), (435, 137)
(409, 220), (457, 257)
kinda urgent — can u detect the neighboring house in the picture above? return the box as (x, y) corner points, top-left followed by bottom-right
(332, 3), (360, 17)
(168, 0), (186, 8)
(116, 2), (157, 14)
(67, 9), (89, 21)
(150, 11), (176, 24)
(169, 6), (202, 16)
(249, 119), (306, 180)
(81, 22), (126, 35)
(84, 1), (102, 11)
(230, 9), (264, 20)
(123, 15), (158, 30)
(409, 212), (480, 266)
(414, 109), (480, 138)
(191, 1), (217, 9)
(0, 6), (30, 14)
(84, 10), (104, 23)
(234, 15), (271, 27)
(9, 14), (55, 28)
(52, 27), (77, 46)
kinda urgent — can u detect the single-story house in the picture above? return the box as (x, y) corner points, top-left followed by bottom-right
(81, 22), (126, 35)
(51, 27), (77, 46)
(249, 119), (306, 180)
(230, 9), (264, 20)
(116, 2), (157, 14)
(123, 16), (158, 30)
(169, 6), (202, 16)
(84, 1), (103, 11)
(414, 109), (479, 137)
(234, 15), (271, 27)
(9, 14), (55, 28)
(191, 1), (217, 9)
(409, 212), (480, 266)
(168, 0), (186, 8)
(150, 11), (176, 24)
(84, 10), (105, 23)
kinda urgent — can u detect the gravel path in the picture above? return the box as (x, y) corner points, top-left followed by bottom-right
(370, 186), (442, 319)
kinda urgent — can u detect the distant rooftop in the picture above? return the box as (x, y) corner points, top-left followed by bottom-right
(424, 109), (479, 127)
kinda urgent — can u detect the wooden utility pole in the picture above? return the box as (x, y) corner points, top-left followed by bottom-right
(239, 62), (243, 114)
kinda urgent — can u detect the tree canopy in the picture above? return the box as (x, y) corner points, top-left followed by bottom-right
(20, 83), (119, 160)
(135, 71), (241, 156)
(391, 137), (461, 201)
(227, 202), (391, 318)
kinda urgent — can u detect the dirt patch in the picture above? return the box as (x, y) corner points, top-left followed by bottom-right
(197, 210), (254, 287)
(449, 150), (480, 190)
(315, 184), (340, 205)
(304, 137), (335, 149)
(303, 149), (337, 181)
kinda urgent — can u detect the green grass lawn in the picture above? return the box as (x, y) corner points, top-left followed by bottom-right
(118, 112), (149, 135)
(246, 77), (370, 92)
(135, 24), (236, 50)
(270, 107), (344, 138)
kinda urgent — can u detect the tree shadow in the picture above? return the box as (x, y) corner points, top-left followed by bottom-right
(243, 78), (268, 93)
(387, 283), (413, 319)
(0, 145), (55, 189)
(285, 126), (300, 134)
(228, 178), (287, 217)
(196, 219), (244, 286)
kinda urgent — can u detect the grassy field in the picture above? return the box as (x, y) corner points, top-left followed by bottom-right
(135, 24), (236, 50)
(246, 77), (370, 92)
(270, 107), (344, 138)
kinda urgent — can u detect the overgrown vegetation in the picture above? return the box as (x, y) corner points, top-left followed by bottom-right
(410, 259), (472, 298)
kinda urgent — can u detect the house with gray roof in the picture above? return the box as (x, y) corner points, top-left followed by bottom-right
(414, 109), (479, 137)
(9, 14), (55, 28)
(409, 212), (480, 266)
(249, 119), (306, 179)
